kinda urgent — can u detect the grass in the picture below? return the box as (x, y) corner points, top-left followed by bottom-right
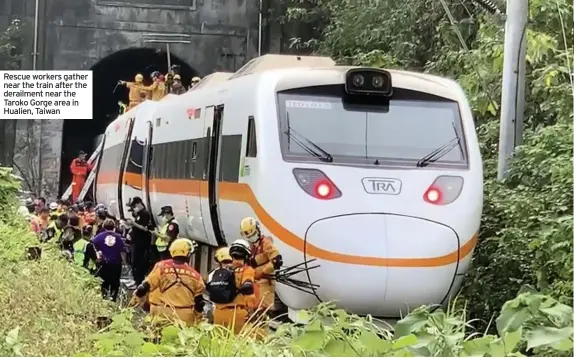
(0, 217), (114, 356)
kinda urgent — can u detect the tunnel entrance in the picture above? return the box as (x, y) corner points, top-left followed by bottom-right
(59, 47), (197, 196)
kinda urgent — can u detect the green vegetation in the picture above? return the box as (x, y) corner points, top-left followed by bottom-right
(282, 0), (573, 334)
(0, 19), (23, 70)
(0, 168), (114, 356)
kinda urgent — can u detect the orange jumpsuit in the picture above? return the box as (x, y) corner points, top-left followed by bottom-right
(142, 80), (166, 101)
(251, 236), (280, 309)
(84, 211), (96, 225)
(125, 82), (145, 110)
(70, 159), (94, 202)
(146, 259), (205, 326)
(213, 264), (257, 334)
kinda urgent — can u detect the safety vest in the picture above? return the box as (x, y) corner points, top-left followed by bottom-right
(156, 218), (178, 252)
(46, 222), (62, 242)
(73, 239), (96, 270)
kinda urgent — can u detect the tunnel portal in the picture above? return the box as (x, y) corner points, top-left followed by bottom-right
(59, 47), (197, 195)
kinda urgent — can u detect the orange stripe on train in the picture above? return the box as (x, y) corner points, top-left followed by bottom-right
(98, 171), (478, 267)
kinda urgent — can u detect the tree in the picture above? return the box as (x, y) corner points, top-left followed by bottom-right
(279, 0), (574, 335)
(0, 19), (23, 71)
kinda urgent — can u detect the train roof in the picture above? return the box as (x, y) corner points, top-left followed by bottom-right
(189, 72), (233, 91)
(229, 54), (336, 80)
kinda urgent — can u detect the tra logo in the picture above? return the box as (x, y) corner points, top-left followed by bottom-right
(361, 177), (402, 195)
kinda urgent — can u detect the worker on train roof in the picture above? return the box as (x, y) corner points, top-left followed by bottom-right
(190, 76), (201, 88)
(118, 74), (145, 110)
(170, 74), (186, 95)
(142, 71), (166, 101)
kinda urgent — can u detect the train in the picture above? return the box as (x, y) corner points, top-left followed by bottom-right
(95, 54), (483, 321)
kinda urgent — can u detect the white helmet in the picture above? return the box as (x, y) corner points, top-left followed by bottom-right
(49, 202), (58, 210)
(229, 239), (251, 258)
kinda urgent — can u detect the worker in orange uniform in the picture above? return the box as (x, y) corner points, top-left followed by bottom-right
(210, 239), (258, 334)
(118, 74), (145, 111)
(239, 217), (282, 313)
(130, 239), (206, 326)
(142, 71), (166, 101)
(83, 201), (97, 225)
(70, 151), (94, 203)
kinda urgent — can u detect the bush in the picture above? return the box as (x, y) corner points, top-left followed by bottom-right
(85, 294), (572, 357)
(281, 0), (573, 336)
(0, 168), (114, 356)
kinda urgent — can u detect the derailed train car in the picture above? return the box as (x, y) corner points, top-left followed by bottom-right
(95, 56), (483, 321)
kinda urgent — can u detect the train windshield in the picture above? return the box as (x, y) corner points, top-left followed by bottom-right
(277, 85), (468, 168)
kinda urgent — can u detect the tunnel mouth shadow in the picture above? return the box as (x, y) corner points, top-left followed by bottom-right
(59, 47), (197, 197)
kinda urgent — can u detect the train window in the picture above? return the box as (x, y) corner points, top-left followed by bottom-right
(277, 86), (468, 168)
(191, 141), (198, 160)
(246, 116), (257, 157)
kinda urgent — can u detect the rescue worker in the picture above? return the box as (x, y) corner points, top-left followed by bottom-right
(49, 202), (59, 218)
(239, 217), (282, 312)
(38, 207), (50, 230)
(34, 197), (46, 214)
(93, 207), (108, 236)
(118, 101), (127, 115)
(142, 71), (166, 101)
(43, 213), (68, 243)
(153, 206), (179, 261)
(73, 225), (97, 272)
(189, 76), (201, 90)
(170, 74), (186, 95)
(84, 201), (97, 225)
(124, 197), (154, 286)
(164, 65), (179, 94)
(92, 219), (128, 301)
(60, 215), (82, 255)
(130, 238), (205, 326)
(119, 74), (145, 111)
(210, 239), (257, 334)
(70, 151), (94, 202)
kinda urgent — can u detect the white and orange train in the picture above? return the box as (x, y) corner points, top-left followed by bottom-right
(95, 54), (483, 321)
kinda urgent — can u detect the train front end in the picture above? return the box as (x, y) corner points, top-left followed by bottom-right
(258, 67), (483, 319)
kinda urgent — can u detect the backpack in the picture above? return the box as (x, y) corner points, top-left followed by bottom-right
(207, 267), (237, 304)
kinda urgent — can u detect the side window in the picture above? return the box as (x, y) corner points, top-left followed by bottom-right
(246, 116), (257, 158)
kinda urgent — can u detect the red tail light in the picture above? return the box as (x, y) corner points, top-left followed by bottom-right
(423, 176), (464, 205)
(293, 168), (342, 200)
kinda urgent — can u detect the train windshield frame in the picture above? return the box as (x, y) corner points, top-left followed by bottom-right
(276, 84), (469, 169)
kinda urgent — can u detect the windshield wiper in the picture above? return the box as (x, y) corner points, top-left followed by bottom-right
(416, 123), (463, 168)
(285, 113), (333, 163)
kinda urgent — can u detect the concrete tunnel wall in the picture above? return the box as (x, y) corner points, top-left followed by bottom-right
(2, 0), (283, 200)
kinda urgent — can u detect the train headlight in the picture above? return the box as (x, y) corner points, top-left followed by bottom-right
(315, 182), (332, 198)
(423, 176), (464, 205)
(293, 168), (342, 200)
(345, 68), (392, 96)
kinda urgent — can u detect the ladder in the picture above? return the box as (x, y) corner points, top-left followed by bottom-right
(61, 141), (103, 202)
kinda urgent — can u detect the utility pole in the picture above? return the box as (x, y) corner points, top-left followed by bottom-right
(497, 0), (528, 180)
(142, 33), (191, 71)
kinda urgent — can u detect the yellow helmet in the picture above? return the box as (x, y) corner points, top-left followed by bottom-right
(135, 74), (143, 82)
(240, 217), (260, 243)
(174, 74), (181, 80)
(215, 247), (232, 263)
(191, 76), (201, 82)
(169, 238), (197, 257)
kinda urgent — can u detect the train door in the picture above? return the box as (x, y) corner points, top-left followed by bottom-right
(200, 105), (226, 246)
(116, 117), (135, 219)
(120, 135), (145, 213)
(141, 121), (155, 226)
